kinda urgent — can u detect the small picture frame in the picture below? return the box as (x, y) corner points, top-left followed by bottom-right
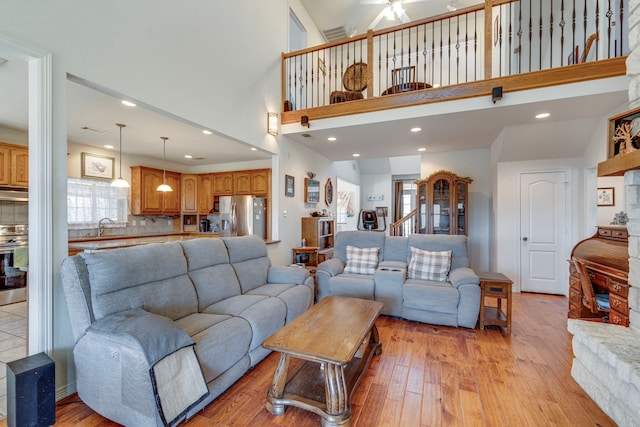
(81, 152), (114, 180)
(597, 187), (615, 206)
(285, 175), (295, 197)
(375, 206), (388, 217)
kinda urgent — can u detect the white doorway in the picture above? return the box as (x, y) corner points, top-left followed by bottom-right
(519, 171), (569, 295)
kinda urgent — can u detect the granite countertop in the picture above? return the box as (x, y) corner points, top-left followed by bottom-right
(68, 232), (219, 251)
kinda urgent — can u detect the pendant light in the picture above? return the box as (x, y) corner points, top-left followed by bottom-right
(111, 123), (130, 188)
(156, 136), (173, 192)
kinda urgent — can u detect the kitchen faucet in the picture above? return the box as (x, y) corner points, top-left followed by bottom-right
(98, 217), (114, 237)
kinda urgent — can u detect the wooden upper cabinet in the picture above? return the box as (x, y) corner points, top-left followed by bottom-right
(181, 174), (198, 213)
(251, 169), (270, 195)
(198, 174), (213, 214)
(11, 148), (29, 187)
(0, 143), (28, 188)
(162, 171), (182, 214)
(131, 166), (163, 215)
(131, 166), (181, 215)
(213, 172), (233, 195)
(233, 171), (251, 195)
(0, 146), (11, 186)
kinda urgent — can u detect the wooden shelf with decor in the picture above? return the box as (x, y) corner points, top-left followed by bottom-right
(301, 217), (335, 267)
(599, 106), (640, 176)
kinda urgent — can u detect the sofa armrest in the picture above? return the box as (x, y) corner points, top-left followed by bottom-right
(449, 267), (480, 289)
(268, 265), (310, 285)
(317, 258), (345, 277)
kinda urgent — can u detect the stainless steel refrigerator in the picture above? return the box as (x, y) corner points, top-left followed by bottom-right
(218, 195), (267, 239)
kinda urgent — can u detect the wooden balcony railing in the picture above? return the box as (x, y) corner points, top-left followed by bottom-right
(391, 208), (417, 237)
(281, 0), (628, 124)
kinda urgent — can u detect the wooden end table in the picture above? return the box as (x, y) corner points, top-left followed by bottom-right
(478, 272), (513, 334)
(263, 296), (383, 427)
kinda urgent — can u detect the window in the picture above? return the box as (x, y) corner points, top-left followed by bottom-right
(67, 178), (128, 228)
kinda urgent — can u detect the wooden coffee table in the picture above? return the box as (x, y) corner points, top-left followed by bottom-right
(263, 296), (383, 427)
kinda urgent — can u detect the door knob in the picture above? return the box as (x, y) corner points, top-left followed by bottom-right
(522, 237), (528, 241)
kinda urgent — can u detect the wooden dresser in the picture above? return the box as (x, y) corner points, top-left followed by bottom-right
(569, 226), (630, 326)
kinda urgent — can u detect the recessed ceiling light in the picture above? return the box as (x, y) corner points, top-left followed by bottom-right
(251, 147), (257, 151)
(411, 127), (422, 132)
(121, 100), (136, 107)
(327, 137), (337, 141)
(203, 130), (212, 135)
(418, 147), (426, 152)
(536, 113), (550, 119)
(353, 153), (360, 157)
(104, 144), (114, 149)
(184, 154), (193, 159)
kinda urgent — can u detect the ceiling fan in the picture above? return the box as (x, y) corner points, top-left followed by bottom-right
(361, 0), (428, 30)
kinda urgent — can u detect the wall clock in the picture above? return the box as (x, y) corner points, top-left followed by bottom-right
(325, 178), (333, 206)
(342, 62), (368, 92)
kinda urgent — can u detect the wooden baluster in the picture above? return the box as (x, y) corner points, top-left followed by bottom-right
(560, 0), (566, 65)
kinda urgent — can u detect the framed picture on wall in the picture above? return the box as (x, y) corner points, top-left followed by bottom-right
(285, 175), (295, 197)
(597, 187), (615, 206)
(81, 152), (114, 180)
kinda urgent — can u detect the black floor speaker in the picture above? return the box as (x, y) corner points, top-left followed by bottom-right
(6, 352), (56, 427)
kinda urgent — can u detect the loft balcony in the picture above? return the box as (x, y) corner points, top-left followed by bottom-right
(281, 0), (628, 125)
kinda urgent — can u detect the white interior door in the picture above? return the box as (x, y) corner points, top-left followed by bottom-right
(520, 171), (568, 295)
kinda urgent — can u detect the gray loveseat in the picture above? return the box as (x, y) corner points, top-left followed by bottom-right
(316, 231), (480, 328)
(61, 235), (313, 426)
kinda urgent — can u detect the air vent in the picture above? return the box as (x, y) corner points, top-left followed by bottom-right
(301, 133), (312, 138)
(321, 26), (348, 42)
(80, 126), (108, 134)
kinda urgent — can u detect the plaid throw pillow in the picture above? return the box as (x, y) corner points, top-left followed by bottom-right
(344, 245), (379, 275)
(408, 247), (452, 281)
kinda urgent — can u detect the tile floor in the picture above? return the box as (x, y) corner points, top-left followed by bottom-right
(0, 301), (27, 420)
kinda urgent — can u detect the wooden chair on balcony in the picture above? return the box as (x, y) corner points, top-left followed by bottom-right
(392, 66), (416, 92)
(381, 66), (431, 95)
(572, 257), (610, 322)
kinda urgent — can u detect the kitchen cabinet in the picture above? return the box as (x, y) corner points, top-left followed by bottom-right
(234, 171), (251, 195)
(416, 170), (471, 235)
(198, 174), (213, 214)
(213, 172), (233, 195)
(181, 174), (198, 213)
(162, 172), (181, 214)
(0, 142), (28, 188)
(251, 169), (270, 195)
(130, 166), (182, 215)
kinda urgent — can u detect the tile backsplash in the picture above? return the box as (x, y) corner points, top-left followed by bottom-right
(67, 215), (179, 239)
(0, 201), (28, 224)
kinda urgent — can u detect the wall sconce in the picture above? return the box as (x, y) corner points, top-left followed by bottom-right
(301, 115), (310, 128)
(492, 86), (503, 103)
(268, 112), (278, 136)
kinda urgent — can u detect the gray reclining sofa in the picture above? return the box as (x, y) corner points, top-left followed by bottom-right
(61, 235), (313, 426)
(316, 231), (480, 328)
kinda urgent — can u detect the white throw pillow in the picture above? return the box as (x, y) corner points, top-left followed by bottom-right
(408, 247), (452, 281)
(344, 245), (379, 275)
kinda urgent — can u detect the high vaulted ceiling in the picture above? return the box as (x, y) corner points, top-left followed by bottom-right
(0, 2), (630, 167)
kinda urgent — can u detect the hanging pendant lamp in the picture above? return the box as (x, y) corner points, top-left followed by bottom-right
(156, 136), (173, 192)
(111, 123), (130, 188)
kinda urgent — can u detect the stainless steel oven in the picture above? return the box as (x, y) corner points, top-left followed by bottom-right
(0, 225), (28, 306)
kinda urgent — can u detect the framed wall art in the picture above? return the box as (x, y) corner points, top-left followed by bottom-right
(81, 152), (114, 180)
(597, 187), (615, 206)
(285, 174), (295, 197)
(304, 178), (320, 203)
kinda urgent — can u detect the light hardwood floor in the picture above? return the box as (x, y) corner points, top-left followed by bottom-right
(13, 293), (616, 426)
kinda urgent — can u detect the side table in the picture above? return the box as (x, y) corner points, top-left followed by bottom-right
(291, 246), (319, 267)
(478, 271), (513, 334)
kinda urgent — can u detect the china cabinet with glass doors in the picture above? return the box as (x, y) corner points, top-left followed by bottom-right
(416, 171), (472, 235)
